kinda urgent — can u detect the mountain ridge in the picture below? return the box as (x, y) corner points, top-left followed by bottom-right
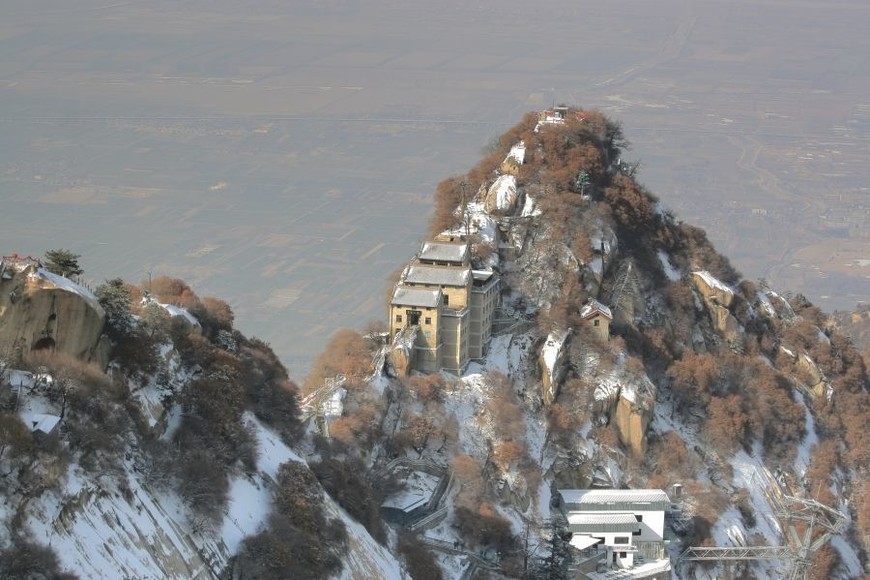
(1, 108), (867, 579)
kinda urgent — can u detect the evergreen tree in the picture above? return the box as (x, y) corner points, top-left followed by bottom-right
(532, 518), (573, 580)
(43, 249), (83, 278)
(95, 278), (135, 340)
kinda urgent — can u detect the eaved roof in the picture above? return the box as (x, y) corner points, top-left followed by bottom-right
(418, 241), (469, 264)
(404, 265), (471, 287)
(568, 513), (640, 526)
(20, 412), (61, 434)
(569, 535), (601, 551)
(580, 299), (612, 320)
(567, 513), (641, 534)
(391, 286), (442, 308)
(559, 489), (670, 511)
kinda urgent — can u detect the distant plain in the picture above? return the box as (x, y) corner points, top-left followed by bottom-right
(2, 0), (868, 379)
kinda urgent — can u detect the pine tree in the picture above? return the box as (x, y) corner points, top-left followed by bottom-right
(43, 249), (83, 278)
(533, 517), (573, 580)
(95, 278), (135, 340)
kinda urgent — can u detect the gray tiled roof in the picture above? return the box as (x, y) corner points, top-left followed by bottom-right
(567, 513), (639, 526)
(391, 286), (441, 308)
(419, 241), (469, 264)
(559, 489), (670, 510)
(567, 513), (641, 534)
(580, 299), (612, 320)
(404, 265), (471, 287)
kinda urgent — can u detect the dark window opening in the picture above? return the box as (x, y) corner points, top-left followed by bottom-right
(395, 314), (402, 323)
(614, 537), (629, 544)
(407, 310), (421, 325)
(32, 337), (56, 351)
(442, 294), (449, 306)
(635, 515), (643, 522)
(425, 317), (431, 325)
(593, 319), (600, 326)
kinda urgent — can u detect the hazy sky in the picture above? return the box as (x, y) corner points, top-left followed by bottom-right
(2, 0), (868, 379)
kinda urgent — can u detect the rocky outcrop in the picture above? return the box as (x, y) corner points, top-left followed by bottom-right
(609, 376), (656, 456)
(483, 175), (519, 214)
(388, 326), (418, 376)
(691, 270), (742, 345)
(539, 330), (570, 405)
(613, 394), (653, 456)
(0, 263), (105, 363)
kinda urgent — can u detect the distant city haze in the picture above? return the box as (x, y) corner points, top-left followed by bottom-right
(2, 0), (868, 380)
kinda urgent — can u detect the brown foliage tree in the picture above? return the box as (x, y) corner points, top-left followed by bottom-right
(429, 175), (467, 235)
(304, 328), (373, 395)
(397, 531), (443, 580)
(148, 275), (201, 309)
(602, 174), (656, 233)
(454, 503), (515, 550)
(706, 395), (749, 456)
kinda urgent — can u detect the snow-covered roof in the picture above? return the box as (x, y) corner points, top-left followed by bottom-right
(20, 412), (61, 434)
(569, 535), (601, 551)
(418, 241), (469, 264)
(5, 369), (34, 387)
(567, 513), (641, 534)
(567, 513), (640, 526)
(560, 489), (670, 510)
(404, 265), (471, 288)
(391, 286), (442, 308)
(380, 471), (441, 512)
(580, 299), (612, 320)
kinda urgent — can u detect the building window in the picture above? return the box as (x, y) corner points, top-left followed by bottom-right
(442, 294), (449, 306)
(614, 537), (629, 544)
(425, 317), (431, 325)
(396, 314), (402, 323)
(619, 552), (627, 558)
(593, 319), (600, 326)
(635, 515), (643, 522)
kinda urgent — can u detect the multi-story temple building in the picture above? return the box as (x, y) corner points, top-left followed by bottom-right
(389, 236), (499, 375)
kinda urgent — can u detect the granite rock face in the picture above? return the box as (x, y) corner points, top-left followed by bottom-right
(0, 263), (105, 363)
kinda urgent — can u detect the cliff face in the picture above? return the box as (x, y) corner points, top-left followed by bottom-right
(612, 389), (655, 456)
(0, 264), (105, 363)
(690, 270), (742, 346)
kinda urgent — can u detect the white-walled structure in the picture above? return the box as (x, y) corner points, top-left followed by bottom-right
(557, 489), (671, 576)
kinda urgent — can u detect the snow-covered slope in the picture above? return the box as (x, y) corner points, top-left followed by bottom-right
(22, 414), (402, 579)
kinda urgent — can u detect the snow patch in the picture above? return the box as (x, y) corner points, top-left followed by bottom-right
(692, 270), (733, 297)
(489, 174), (517, 211)
(657, 250), (680, 281)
